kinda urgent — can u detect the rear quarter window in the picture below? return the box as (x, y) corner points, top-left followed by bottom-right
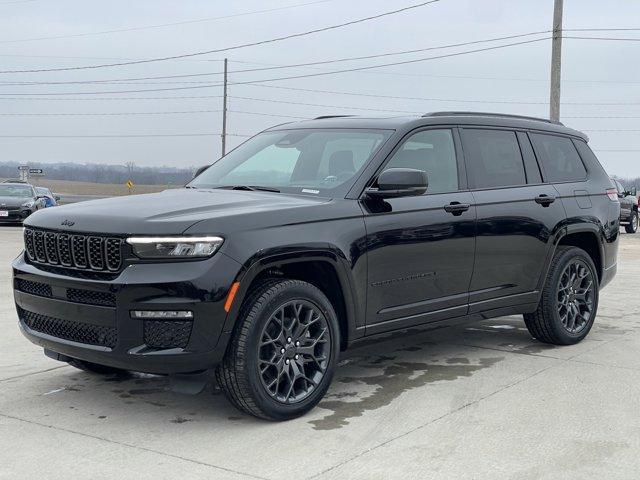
(530, 133), (587, 182)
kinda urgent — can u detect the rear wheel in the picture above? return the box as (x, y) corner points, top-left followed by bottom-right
(216, 279), (340, 420)
(67, 358), (127, 375)
(625, 211), (638, 233)
(524, 246), (598, 345)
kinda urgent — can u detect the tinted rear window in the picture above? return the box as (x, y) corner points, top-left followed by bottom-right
(530, 133), (587, 182)
(462, 129), (526, 189)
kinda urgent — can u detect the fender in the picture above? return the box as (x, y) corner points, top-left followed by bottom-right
(220, 247), (364, 346)
(536, 220), (606, 292)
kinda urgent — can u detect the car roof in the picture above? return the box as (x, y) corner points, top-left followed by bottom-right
(264, 112), (588, 141)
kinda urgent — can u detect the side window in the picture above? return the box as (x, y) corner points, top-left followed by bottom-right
(382, 129), (458, 194)
(530, 133), (587, 182)
(462, 129), (526, 189)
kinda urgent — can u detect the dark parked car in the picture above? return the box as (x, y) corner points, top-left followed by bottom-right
(612, 179), (638, 233)
(0, 182), (45, 223)
(13, 112), (619, 420)
(35, 187), (60, 208)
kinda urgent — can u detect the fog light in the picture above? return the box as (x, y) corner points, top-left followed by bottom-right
(131, 310), (193, 319)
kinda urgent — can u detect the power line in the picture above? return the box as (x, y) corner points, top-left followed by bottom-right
(0, 0), (335, 44)
(0, 30), (551, 85)
(0, 37), (550, 95)
(0, 108), (307, 118)
(0, 133), (252, 138)
(0, 1), (442, 74)
(231, 95), (420, 113)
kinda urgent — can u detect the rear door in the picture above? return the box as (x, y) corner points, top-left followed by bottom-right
(461, 127), (566, 312)
(362, 127), (476, 334)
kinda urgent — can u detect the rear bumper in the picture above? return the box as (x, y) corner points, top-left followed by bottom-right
(13, 252), (242, 374)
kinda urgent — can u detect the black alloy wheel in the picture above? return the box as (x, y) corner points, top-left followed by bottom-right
(556, 259), (595, 335)
(258, 300), (330, 404)
(216, 279), (340, 420)
(524, 246), (599, 345)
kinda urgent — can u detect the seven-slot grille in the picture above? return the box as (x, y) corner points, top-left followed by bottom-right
(24, 228), (123, 272)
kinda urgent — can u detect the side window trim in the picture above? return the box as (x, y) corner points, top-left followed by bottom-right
(361, 126), (467, 197)
(516, 131), (544, 185)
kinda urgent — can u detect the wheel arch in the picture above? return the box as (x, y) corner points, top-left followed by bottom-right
(222, 249), (362, 350)
(552, 226), (604, 283)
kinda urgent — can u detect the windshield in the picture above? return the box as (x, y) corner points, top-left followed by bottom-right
(189, 128), (392, 196)
(36, 187), (51, 196)
(0, 185), (33, 197)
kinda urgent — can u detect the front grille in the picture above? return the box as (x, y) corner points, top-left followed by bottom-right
(144, 320), (192, 349)
(20, 308), (117, 348)
(24, 228), (123, 273)
(15, 278), (52, 298)
(67, 288), (116, 307)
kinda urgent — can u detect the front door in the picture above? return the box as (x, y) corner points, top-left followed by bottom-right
(362, 128), (476, 335)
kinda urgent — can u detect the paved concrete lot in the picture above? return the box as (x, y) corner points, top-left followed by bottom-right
(1, 226), (639, 480)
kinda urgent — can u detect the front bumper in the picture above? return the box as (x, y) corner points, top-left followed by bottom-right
(13, 252), (242, 374)
(0, 208), (33, 223)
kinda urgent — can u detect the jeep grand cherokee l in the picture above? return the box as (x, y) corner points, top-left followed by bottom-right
(13, 112), (619, 420)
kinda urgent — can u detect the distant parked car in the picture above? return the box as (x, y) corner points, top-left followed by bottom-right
(0, 182), (45, 223)
(35, 187), (59, 207)
(612, 179), (638, 233)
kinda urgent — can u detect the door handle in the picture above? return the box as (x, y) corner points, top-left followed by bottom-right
(444, 202), (470, 216)
(535, 194), (556, 207)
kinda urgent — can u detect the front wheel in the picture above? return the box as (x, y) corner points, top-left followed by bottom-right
(524, 246), (599, 345)
(216, 279), (340, 420)
(626, 211), (638, 233)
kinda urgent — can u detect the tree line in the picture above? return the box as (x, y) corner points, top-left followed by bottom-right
(0, 161), (195, 186)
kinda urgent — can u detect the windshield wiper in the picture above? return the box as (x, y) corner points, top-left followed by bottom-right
(217, 185), (281, 193)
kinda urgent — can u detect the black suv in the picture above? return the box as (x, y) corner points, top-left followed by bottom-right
(0, 182), (45, 223)
(13, 112), (619, 420)
(612, 178), (638, 233)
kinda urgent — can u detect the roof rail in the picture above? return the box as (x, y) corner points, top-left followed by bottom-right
(313, 115), (355, 120)
(423, 111), (564, 126)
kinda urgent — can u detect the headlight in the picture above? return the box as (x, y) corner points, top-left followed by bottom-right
(126, 236), (224, 259)
(21, 201), (35, 208)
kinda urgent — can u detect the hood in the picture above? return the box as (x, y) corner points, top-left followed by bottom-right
(0, 196), (32, 207)
(25, 188), (331, 235)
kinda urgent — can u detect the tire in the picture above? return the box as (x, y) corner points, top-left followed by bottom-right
(524, 246), (599, 345)
(216, 279), (340, 421)
(67, 358), (127, 375)
(625, 211), (638, 234)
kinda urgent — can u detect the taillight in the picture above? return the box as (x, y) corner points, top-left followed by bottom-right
(606, 188), (619, 201)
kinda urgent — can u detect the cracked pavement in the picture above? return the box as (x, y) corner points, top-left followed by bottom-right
(1, 225), (639, 480)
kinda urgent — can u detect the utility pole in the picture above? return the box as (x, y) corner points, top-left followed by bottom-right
(549, 0), (563, 122)
(221, 58), (228, 156)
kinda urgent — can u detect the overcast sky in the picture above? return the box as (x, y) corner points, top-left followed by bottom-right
(1, 0), (639, 176)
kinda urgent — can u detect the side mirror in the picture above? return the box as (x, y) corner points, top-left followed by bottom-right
(365, 168), (428, 199)
(193, 165), (210, 179)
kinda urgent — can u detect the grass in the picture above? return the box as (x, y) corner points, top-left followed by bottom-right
(1, 178), (177, 196)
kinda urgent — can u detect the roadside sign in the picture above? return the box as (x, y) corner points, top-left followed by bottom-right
(18, 165), (29, 171)
(126, 180), (134, 189)
(29, 168), (44, 176)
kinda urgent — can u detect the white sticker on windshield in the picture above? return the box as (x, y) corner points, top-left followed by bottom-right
(301, 189), (320, 194)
